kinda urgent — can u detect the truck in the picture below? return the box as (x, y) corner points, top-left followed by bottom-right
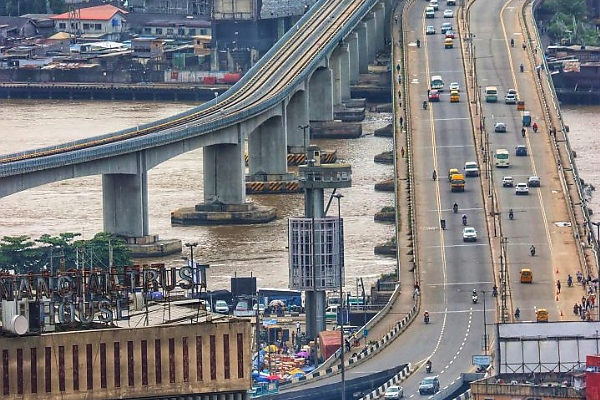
(450, 173), (465, 192)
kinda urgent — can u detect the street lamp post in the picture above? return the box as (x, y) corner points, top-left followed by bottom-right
(333, 192), (345, 400)
(185, 242), (198, 296)
(592, 221), (600, 319)
(298, 125), (310, 152)
(214, 91), (219, 107)
(482, 290), (488, 354)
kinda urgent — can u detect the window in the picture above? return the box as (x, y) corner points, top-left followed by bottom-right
(167, 28), (174, 35)
(58, 22), (66, 29)
(178, 28), (185, 36)
(155, 28), (163, 35)
(143, 27), (151, 34)
(95, 24), (102, 30)
(83, 23), (90, 30)
(199, 29), (207, 35)
(189, 28), (196, 35)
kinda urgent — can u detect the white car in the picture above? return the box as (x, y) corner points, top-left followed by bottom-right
(504, 93), (517, 104)
(463, 227), (478, 242)
(214, 300), (230, 314)
(494, 122), (507, 133)
(443, 9), (454, 18)
(426, 25), (436, 35)
(449, 82), (460, 91)
(384, 385), (404, 399)
(502, 176), (514, 187)
(464, 161), (479, 177)
(515, 183), (529, 195)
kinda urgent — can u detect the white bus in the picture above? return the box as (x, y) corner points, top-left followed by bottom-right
(495, 149), (510, 168)
(430, 75), (444, 91)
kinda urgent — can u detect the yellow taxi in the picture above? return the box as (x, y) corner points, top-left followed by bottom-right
(520, 268), (533, 283)
(450, 90), (460, 103)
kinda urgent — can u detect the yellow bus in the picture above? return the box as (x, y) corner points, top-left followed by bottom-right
(485, 86), (498, 102)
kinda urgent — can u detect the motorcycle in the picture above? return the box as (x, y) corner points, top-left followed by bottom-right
(530, 245), (536, 257)
(462, 215), (468, 226)
(520, 63), (524, 73)
(510, 38), (514, 47)
(426, 361), (432, 373)
(509, 209), (514, 220)
(432, 170), (437, 181)
(417, 39), (421, 48)
(423, 101), (428, 110)
(567, 274), (573, 287)
(472, 294), (478, 304)
(492, 286), (498, 297)
(532, 122), (539, 133)
(514, 308), (520, 319)
(424, 313), (430, 324)
(453, 203), (459, 213)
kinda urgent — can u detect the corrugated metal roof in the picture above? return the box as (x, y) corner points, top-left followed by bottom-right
(51, 4), (128, 21)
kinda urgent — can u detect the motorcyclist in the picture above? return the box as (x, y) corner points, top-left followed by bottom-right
(432, 170), (437, 181)
(492, 285), (498, 297)
(462, 214), (468, 226)
(424, 311), (430, 324)
(416, 39), (421, 48)
(520, 63), (524, 72)
(567, 274), (573, 287)
(453, 202), (458, 213)
(510, 38), (514, 47)
(532, 122), (538, 132)
(472, 289), (478, 303)
(530, 245), (536, 256)
(514, 307), (520, 319)
(423, 100), (428, 110)
(509, 209), (514, 220)
(426, 360), (432, 373)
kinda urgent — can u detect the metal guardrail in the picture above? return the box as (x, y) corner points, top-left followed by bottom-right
(0, 0), (382, 178)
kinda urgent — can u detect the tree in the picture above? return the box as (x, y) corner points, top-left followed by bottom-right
(0, 235), (43, 273)
(74, 232), (132, 271)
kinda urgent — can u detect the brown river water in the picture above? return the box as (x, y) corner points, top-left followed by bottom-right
(0, 99), (397, 292)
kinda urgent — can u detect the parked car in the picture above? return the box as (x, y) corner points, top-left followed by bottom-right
(515, 183), (529, 195)
(214, 300), (230, 314)
(462, 227), (478, 242)
(528, 176), (541, 187)
(426, 25), (436, 35)
(494, 122), (507, 133)
(515, 145), (527, 156)
(384, 385), (405, 399)
(502, 176), (514, 187)
(419, 376), (440, 395)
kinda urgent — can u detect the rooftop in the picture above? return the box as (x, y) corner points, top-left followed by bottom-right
(51, 4), (128, 21)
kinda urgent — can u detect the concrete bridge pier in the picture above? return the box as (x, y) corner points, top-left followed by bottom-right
(356, 22), (369, 74)
(171, 141), (277, 224)
(102, 173), (182, 257)
(285, 85), (309, 153)
(333, 41), (365, 122)
(348, 32), (360, 84)
(374, 4), (386, 53)
(365, 14), (377, 62)
(309, 66), (334, 122)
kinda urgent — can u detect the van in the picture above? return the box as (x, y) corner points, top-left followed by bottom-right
(520, 268), (533, 283)
(430, 0), (439, 10)
(450, 173), (465, 192)
(444, 38), (453, 49)
(450, 90), (459, 102)
(495, 149), (510, 168)
(425, 6), (435, 18)
(485, 86), (498, 103)
(430, 75), (444, 91)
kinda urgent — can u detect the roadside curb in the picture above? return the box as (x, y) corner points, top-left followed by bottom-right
(359, 363), (413, 400)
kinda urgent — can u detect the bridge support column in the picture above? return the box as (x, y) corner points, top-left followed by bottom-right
(103, 173), (181, 257)
(248, 115), (288, 176)
(348, 32), (360, 84)
(308, 67), (333, 122)
(286, 86), (309, 152)
(365, 14), (377, 62)
(374, 4), (386, 53)
(172, 142), (277, 225)
(356, 22), (369, 74)
(331, 42), (350, 105)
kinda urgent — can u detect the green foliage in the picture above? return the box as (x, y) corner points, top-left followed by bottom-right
(537, 0), (600, 46)
(380, 206), (395, 213)
(0, 232), (131, 274)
